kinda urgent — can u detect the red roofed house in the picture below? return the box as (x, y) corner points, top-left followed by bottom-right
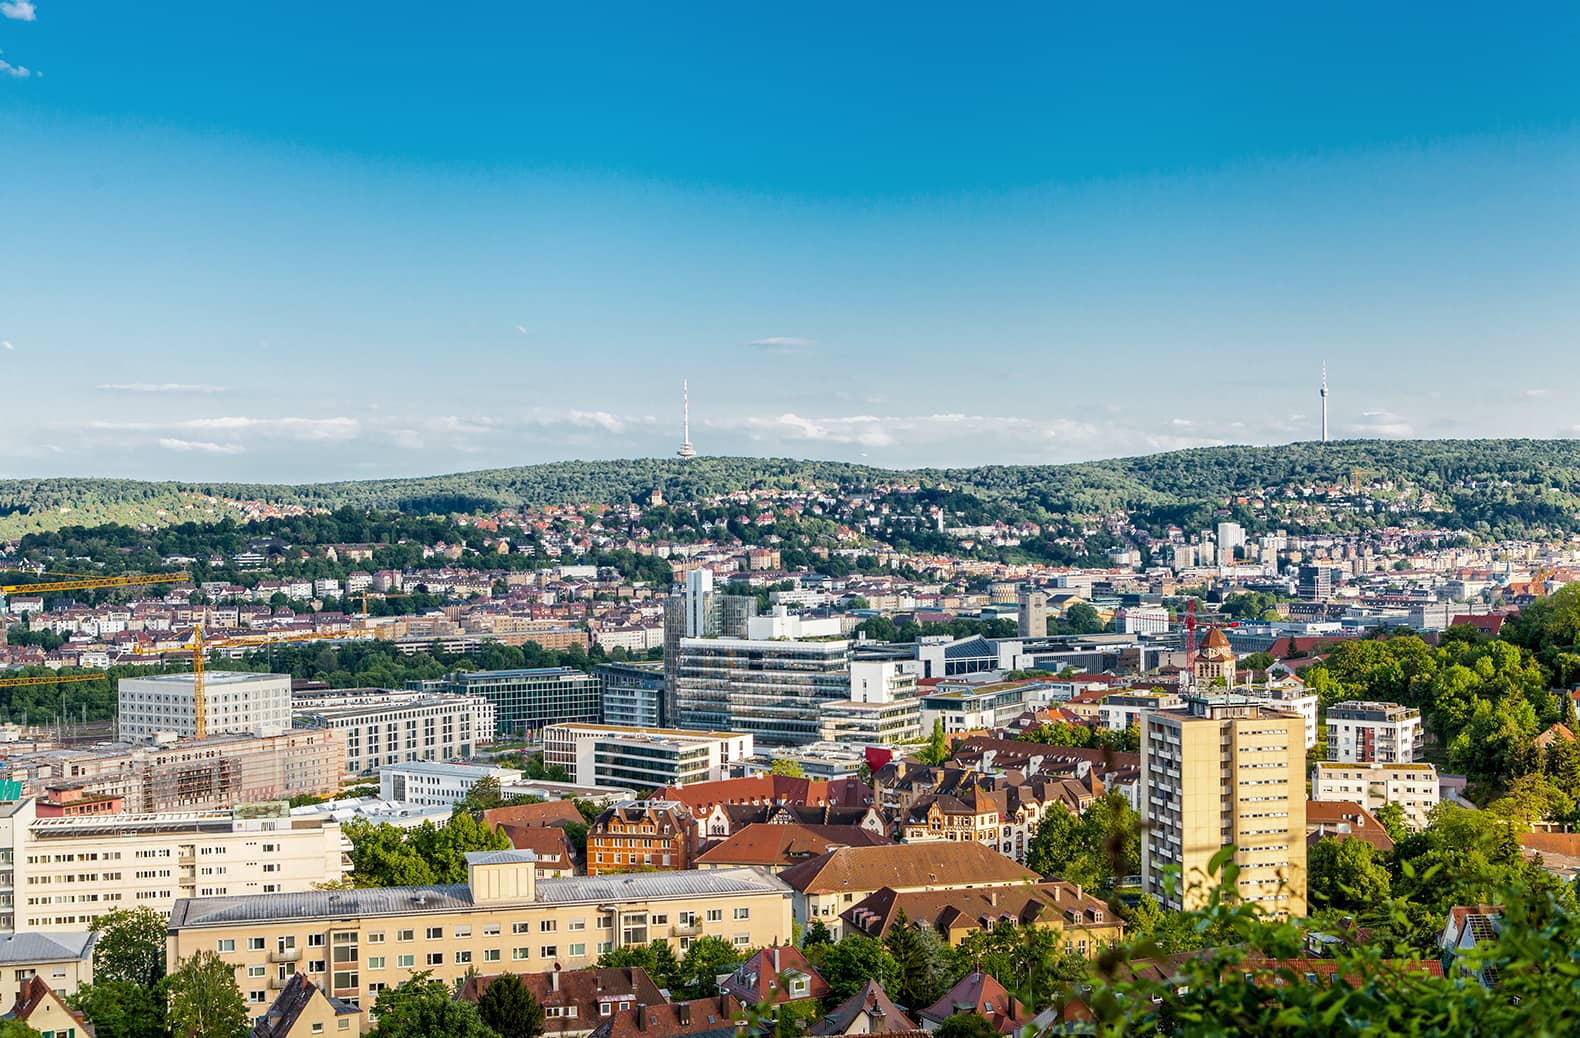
(916, 972), (1027, 1034)
(719, 946), (829, 1010)
(4, 977), (95, 1038)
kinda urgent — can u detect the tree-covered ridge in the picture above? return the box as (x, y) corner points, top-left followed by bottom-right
(8, 438), (1580, 536)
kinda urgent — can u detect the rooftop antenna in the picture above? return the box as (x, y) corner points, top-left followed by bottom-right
(677, 380), (697, 458)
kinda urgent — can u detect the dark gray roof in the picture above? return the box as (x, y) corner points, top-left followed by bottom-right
(0, 931), (95, 964)
(943, 636), (996, 660)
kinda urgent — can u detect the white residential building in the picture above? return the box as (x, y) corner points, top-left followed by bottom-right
(293, 690), (495, 775)
(1117, 606), (1171, 635)
(1311, 761), (1440, 830)
(1098, 691), (1183, 732)
(118, 672), (292, 744)
(0, 798), (345, 932)
(1240, 684), (1321, 750)
(1325, 701), (1424, 764)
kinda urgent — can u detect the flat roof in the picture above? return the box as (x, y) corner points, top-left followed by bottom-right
(168, 866), (790, 929)
(121, 671), (287, 686)
(547, 723), (742, 741)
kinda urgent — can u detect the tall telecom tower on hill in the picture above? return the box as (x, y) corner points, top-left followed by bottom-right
(677, 380), (697, 458)
(1320, 363), (1329, 443)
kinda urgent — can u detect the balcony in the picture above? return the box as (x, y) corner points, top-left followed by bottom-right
(269, 947), (302, 963)
(671, 922), (701, 937)
(267, 974), (289, 990)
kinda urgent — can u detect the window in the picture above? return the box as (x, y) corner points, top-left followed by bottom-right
(706, 909), (722, 922)
(278, 937), (296, 953)
(482, 925), (500, 937)
(456, 951), (472, 965)
(249, 991), (267, 1005)
(539, 920), (557, 933)
(308, 934), (326, 947)
(367, 957), (385, 970)
(367, 933), (385, 944)
(425, 927), (444, 940)
(216, 939), (235, 953)
(247, 966), (266, 978)
(733, 907), (750, 920)
(247, 937), (265, 951)
(512, 922), (531, 934)
(309, 960), (326, 974)
(541, 946), (557, 958)
(596, 942), (612, 955)
(426, 953), (444, 966)
(396, 955), (414, 969)
(453, 926), (471, 938)
(650, 914), (668, 925)
(734, 934), (751, 946)
(569, 943), (585, 957)
(567, 919), (586, 932)
(397, 929), (414, 942)
(311, 1024), (324, 1035)
(483, 949), (501, 962)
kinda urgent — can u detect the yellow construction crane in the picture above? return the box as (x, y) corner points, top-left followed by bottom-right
(131, 623), (347, 741)
(0, 572), (188, 597)
(0, 672), (105, 689)
(358, 590), (409, 631)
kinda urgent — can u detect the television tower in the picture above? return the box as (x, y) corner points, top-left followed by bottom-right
(1320, 362), (1328, 443)
(677, 380), (697, 458)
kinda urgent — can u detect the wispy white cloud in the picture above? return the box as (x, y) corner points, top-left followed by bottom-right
(748, 336), (816, 352)
(0, 2), (35, 22)
(97, 383), (227, 394)
(158, 438), (245, 456)
(1352, 410), (1414, 438)
(90, 416), (361, 442)
(514, 325), (531, 336)
(0, 56), (29, 78)
(1, 340), (13, 351)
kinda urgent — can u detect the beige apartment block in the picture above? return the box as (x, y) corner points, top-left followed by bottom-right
(1141, 695), (1307, 918)
(0, 798), (345, 931)
(167, 853), (793, 1012)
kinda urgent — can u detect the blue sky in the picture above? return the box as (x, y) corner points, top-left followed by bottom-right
(2, 2), (1577, 481)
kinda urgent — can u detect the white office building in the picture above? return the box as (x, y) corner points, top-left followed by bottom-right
(817, 660), (921, 746)
(118, 672), (292, 744)
(376, 761), (522, 807)
(542, 723), (752, 790)
(293, 690), (495, 775)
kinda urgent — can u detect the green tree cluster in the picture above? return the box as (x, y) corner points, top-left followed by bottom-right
(343, 815), (512, 886)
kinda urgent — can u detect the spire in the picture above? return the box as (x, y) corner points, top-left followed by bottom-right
(677, 379), (697, 458)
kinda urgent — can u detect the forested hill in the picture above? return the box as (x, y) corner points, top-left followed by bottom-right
(4, 438), (1580, 537)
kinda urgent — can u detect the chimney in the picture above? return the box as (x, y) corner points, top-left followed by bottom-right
(1074, 883), (1082, 900)
(677, 1003), (691, 1027)
(550, 970), (559, 992)
(989, 890), (997, 907)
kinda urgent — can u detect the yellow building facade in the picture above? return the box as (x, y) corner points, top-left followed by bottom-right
(1141, 695), (1306, 918)
(167, 852), (793, 1012)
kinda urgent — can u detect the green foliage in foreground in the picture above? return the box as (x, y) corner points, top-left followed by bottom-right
(1084, 862), (1580, 1036)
